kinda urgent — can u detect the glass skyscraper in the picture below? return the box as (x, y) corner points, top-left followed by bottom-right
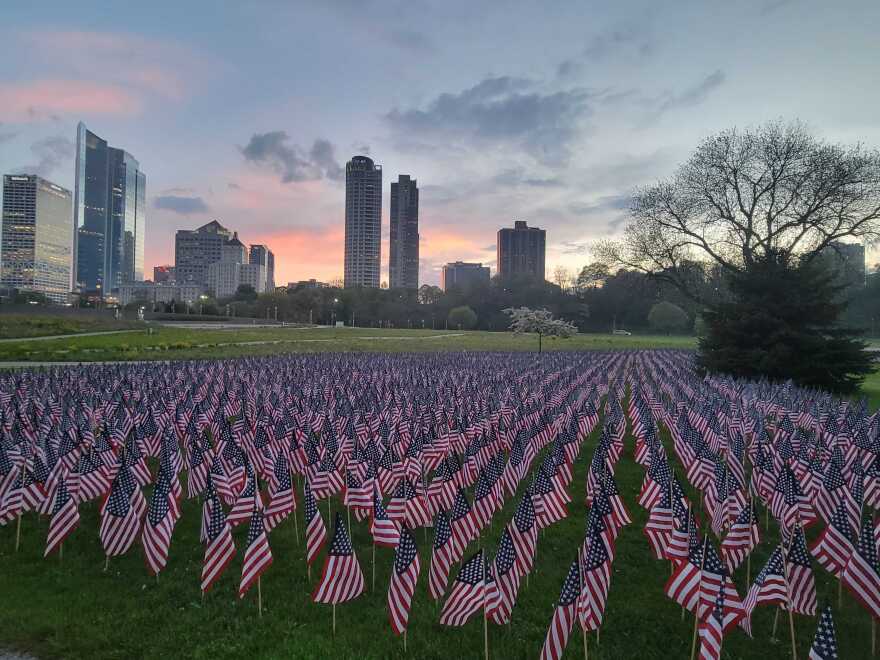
(1, 174), (73, 303)
(73, 122), (146, 295)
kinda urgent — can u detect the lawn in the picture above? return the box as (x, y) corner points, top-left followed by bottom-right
(0, 326), (696, 363)
(0, 408), (872, 659)
(0, 312), (145, 339)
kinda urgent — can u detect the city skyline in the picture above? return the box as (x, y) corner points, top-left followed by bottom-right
(1, 1), (879, 286)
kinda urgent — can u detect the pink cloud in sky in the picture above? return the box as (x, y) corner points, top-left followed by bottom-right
(0, 79), (141, 121)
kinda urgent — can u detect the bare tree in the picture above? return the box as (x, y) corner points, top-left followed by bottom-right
(552, 265), (571, 292)
(595, 120), (880, 303)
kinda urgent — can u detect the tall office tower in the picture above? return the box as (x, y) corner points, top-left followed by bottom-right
(441, 261), (490, 291)
(174, 220), (232, 285)
(389, 174), (419, 289)
(344, 155), (382, 288)
(249, 244), (275, 290)
(73, 122), (146, 294)
(497, 220), (546, 281)
(1, 174), (73, 303)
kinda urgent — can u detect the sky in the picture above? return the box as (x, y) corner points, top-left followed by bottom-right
(1, 0), (879, 286)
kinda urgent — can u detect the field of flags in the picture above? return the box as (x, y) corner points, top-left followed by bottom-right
(0, 350), (878, 658)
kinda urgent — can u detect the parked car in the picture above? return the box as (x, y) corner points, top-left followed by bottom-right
(612, 329), (632, 336)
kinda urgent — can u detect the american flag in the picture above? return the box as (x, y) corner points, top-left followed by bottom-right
(44, 479), (79, 557)
(449, 487), (478, 550)
(577, 523), (611, 632)
(264, 454), (295, 532)
(429, 510), (457, 600)
(304, 479), (327, 565)
(488, 527), (520, 624)
(509, 489), (538, 577)
(439, 549), (486, 627)
(239, 505), (273, 599)
(539, 559), (581, 660)
(698, 586), (725, 660)
(142, 467), (176, 575)
(312, 513), (364, 604)
(841, 515), (880, 619)
(721, 504), (759, 572)
(809, 603), (838, 660)
(743, 547), (786, 623)
(785, 525), (817, 616)
(644, 491), (674, 560)
(228, 466), (262, 528)
(697, 541), (745, 628)
(387, 525), (420, 635)
(99, 464), (143, 557)
(810, 502), (855, 577)
(665, 535), (703, 614)
(200, 489), (236, 594)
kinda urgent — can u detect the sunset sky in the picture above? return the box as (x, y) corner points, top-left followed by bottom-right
(2, 0), (879, 285)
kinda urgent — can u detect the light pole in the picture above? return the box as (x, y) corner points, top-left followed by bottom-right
(331, 297), (339, 326)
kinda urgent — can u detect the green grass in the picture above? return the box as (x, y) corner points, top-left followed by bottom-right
(0, 313), (145, 339)
(0, 411), (874, 659)
(0, 327), (696, 363)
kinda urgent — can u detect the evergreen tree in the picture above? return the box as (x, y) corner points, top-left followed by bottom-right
(699, 251), (872, 393)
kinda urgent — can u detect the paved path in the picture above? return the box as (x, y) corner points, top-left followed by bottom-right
(0, 329), (139, 343)
(0, 333), (467, 369)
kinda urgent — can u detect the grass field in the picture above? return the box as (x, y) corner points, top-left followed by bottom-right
(0, 313), (145, 340)
(0, 411), (873, 659)
(0, 326), (697, 363)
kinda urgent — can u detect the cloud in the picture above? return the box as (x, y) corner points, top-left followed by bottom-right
(492, 168), (563, 188)
(760, 0), (793, 15)
(153, 195), (210, 215)
(0, 131), (16, 144)
(558, 22), (656, 77)
(241, 132), (344, 183)
(657, 70), (726, 113)
(385, 76), (592, 165)
(15, 135), (75, 177)
(0, 80), (140, 122)
(386, 29), (436, 53)
(309, 139), (344, 181)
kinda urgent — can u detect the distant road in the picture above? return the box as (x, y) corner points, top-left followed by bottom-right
(0, 329), (140, 343)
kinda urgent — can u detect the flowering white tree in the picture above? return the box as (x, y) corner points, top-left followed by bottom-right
(503, 307), (577, 353)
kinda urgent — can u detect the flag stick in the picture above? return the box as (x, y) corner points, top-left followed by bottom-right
(838, 578), (842, 608)
(307, 563), (311, 581)
(15, 513), (22, 552)
(292, 470), (300, 544)
(328, 496), (331, 522)
(59, 542), (63, 561)
(332, 603), (336, 636)
(771, 607), (780, 641)
(596, 629), (600, 646)
(780, 529), (798, 660)
(347, 504), (351, 532)
(404, 630), (407, 654)
(872, 617), (876, 657)
(258, 577), (262, 618)
(482, 548), (489, 660)
(372, 542), (376, 592)
(104, 555), (109, 572)
(690, 538), (708, 660)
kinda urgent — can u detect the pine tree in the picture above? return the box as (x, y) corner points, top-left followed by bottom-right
(699, 251), (872, 393)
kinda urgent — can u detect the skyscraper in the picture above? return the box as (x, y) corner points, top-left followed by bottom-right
(174, 220), (232, 285)
(1, 174), (73, 304)
(249, 244), (275, 291)
(73, 122), (146, 294)
(441, 261), (490, 291)
(344, 155), (382, 288)
(389, 174), (419, 289)
(497, 220), (546, 281)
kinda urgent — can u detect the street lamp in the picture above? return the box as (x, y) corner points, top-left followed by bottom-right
(331, 298), (339, 327)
